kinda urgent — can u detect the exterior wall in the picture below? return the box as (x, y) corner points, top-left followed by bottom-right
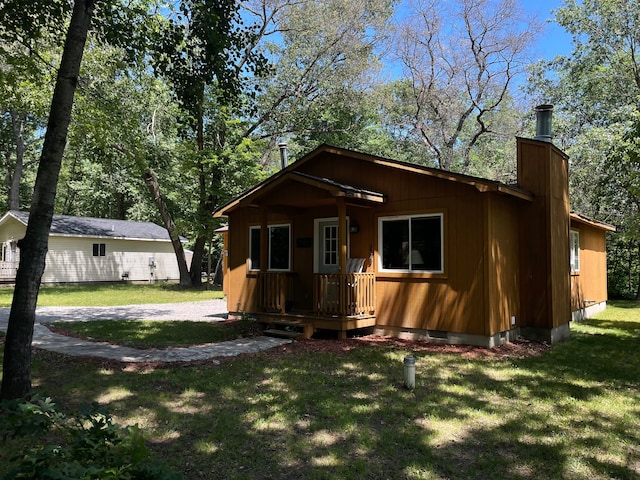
(0, 216), (26, 243)
(0, 215), (181, 283)
(372, 177), (486, 337)
(570, 220), (609, 313)
(222, 140), (602, 345)
(517, 139), (571, 342)
(225, 153), (526, 340)
(485, 195), (521, 336)
(42, 236), (180, 283)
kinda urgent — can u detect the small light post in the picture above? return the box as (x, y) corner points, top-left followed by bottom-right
(404, 355), (416, 390)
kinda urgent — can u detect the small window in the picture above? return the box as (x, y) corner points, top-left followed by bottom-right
(92, 243), (106, 257)
(323, 225), (338, 267)
(570, 230), (580, 272)
(269, 225), (290, 271)
(248, 224), (291, 271)
(379, 214), (443, 273)
(249, 227), (261, 270)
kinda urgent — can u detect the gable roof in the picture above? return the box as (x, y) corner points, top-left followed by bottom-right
(214, 144), (533, 217)
(1, 211), (173, 241)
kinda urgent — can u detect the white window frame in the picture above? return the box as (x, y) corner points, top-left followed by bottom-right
(570, 229), (580, 273)
(378, 213), (444, 274)
(248, 224), (292, 272)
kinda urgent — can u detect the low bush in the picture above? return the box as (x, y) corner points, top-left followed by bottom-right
(0, 396), (181, 480)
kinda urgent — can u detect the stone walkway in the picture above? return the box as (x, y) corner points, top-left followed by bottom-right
(0, 300), (292, 364)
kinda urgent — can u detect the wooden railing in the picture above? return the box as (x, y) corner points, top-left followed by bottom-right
(0, 261), (18, 279)
(257, 272), (293, 313)
(313, 273), (375, 316)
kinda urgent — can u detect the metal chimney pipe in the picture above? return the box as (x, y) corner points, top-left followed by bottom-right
(534, 104), (553, 143)
(278, 142), (289, 169)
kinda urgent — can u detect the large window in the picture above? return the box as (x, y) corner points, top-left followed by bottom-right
(249, 224), (291, 271)
(379, 214), (443, 273)
(570, 230), (580, 273)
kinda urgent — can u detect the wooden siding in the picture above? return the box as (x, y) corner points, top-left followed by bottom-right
(485, 195), (521, 336)
(221, 139), (588, 343)
(373, 181), (487, 336)
(227, 154), (501, 336)
(517, 139), (571, 331)
(570, 220), (609, 310)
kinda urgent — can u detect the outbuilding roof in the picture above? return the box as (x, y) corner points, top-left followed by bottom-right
(2, 211), (173, 241)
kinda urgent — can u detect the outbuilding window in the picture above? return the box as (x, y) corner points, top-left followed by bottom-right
(570, 230), (580, 272)
(249, 224), (291, 271)
(92, 243), (106, 257)
(379, 214), (443, 273)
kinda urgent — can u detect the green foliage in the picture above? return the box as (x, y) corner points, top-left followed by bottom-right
(0, 396), (181, 480)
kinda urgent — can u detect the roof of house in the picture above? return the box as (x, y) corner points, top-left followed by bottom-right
(570, 212), (617, 232)
(214, 144), (534, 217)
(1, 211), (173, 241)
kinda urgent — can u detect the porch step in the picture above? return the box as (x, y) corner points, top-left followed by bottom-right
(262, 319), (314, 340)
(263, 328), (304, 339)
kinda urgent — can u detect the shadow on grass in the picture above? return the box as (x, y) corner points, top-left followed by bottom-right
(3, 309), (639, 479)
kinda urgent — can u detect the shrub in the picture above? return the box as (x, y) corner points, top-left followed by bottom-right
(1, 396), (181, 480)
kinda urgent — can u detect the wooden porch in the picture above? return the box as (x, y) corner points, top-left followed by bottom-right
(255, 272), (376, 339)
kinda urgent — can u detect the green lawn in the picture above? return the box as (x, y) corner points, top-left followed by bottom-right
(49, 318), (260, 348)
(2, 301), (640, 479)
(0, 283), (223, 307)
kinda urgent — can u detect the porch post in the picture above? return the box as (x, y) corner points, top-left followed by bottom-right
(338, 197), (347, 274)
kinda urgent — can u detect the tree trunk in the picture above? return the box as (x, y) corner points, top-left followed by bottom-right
(141, 168), (191, 287)
(635, 240), (640, 301)
(189, 235), (206, 286)
(8, 110), (25, 211)
(1, 0), (95, 400)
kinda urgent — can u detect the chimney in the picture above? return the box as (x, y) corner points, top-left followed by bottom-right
(278, 142), (289, 169)
(534, 104), (553, 143)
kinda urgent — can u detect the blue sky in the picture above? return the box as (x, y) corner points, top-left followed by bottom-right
(524, 0), (574, 60)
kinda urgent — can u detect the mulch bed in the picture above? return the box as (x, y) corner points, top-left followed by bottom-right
(254, 334), (551, 360)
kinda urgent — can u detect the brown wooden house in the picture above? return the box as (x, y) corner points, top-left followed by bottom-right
(214, 136), (613, 346)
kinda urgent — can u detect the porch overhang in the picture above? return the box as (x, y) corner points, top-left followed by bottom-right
(214, 171), (385, 216)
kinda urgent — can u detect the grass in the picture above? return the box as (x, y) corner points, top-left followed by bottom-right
(1, 301), (640, 479)
(49, 318), (261, 348)
(0, 283), (223, 307)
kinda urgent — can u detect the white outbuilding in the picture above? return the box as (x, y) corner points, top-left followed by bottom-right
(0, 210), (187, 284)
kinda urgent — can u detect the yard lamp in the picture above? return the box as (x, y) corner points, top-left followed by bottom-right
(404, 355), (416, 390)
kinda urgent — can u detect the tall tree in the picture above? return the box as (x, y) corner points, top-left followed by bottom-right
(0, 44), (55, 211)
(526, 0), (640, 299)
(241, 0), (393, 162)
(148, 0), (268, 286)
(392, 0), (539, 172)
(1, 0), (94, 399)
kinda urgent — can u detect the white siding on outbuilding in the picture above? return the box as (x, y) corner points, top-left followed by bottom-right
(0, 216), (26, 244)
(43, 236), (180, 283)
(0, 211), (185, 284)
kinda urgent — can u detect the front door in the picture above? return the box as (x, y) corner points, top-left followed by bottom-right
(315, 217), (350, 273)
